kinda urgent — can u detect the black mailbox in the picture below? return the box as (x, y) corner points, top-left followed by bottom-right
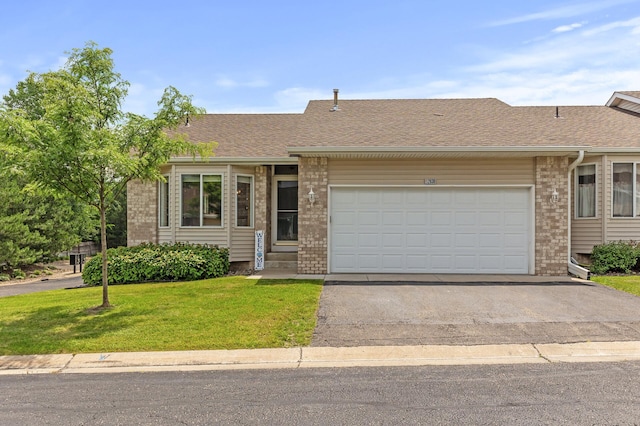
(69, 253), (86, 273)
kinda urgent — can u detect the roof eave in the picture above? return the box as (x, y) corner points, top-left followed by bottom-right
(168, 156), (298, 165)
(287, 146), (591, 159)
(606, 92), (640, 107)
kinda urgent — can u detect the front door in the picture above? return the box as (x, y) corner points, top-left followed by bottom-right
(272, 175), (298, 251)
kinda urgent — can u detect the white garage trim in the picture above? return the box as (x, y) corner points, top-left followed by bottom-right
(328, 185), (535, 274)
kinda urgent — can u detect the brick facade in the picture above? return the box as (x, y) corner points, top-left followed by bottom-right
(297, 157), (328, 274)
(535, 156), (569, 275)
(254, 165), (271, 264)
(127, 179), (158, 246)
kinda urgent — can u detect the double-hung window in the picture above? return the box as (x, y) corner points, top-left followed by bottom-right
(612, 163), (640, 217)
(181, 174), (223, 227)
(576, 164), (596, 218)
(159, 176), (170, 227)
(236, 175), (253, 227)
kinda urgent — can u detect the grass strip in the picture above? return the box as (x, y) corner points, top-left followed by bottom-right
(0, 277), (323, 355)
(591, 275), (640, 297)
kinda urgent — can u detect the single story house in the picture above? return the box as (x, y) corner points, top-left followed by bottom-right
(127, 90), (640, 276)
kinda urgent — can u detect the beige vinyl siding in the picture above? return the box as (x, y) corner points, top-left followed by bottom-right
(571, 157), (604, 255)
(328, 158), (535, 185)
(605, 155), (640, 242)
(230, 166), (255, 262)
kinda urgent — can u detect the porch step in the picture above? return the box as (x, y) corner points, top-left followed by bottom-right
(263, 252), (297, 271)
(265, 252), (297, 261)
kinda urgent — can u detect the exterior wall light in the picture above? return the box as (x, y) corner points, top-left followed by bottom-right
(551, 188), (559, 203)
(308, 187), (316, 205)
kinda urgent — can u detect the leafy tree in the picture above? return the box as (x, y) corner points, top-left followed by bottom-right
(0, 42), (212, 307)
(0, 154), (97, 269)
(105, 186), (127, 249)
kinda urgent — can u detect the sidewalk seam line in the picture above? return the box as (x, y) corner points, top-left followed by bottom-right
(57, 353), (76, 373)
(532, 344), (551, 363)
(297, 347), (303, 368)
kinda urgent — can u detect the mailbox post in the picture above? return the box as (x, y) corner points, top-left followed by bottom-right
(69, 253), (86, 274)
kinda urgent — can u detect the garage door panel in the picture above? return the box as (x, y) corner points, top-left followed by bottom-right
(455, 233), (478, 247)
(382, 211), (404, 226)
(455, 211), (477, 226)
(407, 211), (428, 225)
(407, 233), (427, 248)
(358, 211), (379, 225)
(479, 233), (501, 248)
(382, 233), (403, 248)
(333, 232), (357, 248)
(431, 233), (452, 248)
(333, 211), (356, 225)
(505, 212), (527, 226)
(330, 187), (531, 274)
(431, 255), (453, 271)
(479, 211), (502, 226)
(431, 212), (452, 226)
(358, 254), (381, 269)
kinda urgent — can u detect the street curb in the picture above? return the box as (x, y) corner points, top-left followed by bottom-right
(2, 341), (640, 375)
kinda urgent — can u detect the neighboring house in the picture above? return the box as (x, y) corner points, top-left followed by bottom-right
(127, 90), (640, 276)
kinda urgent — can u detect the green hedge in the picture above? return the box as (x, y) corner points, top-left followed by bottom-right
(590, 241), (640, 275)
(82, 243), (230, 285)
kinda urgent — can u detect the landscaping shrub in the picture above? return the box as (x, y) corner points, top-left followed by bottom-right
(590, 241), (640, 275)
(82, 243), (230, 285)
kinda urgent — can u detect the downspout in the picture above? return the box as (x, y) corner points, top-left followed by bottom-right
(567, 150), (589, 279)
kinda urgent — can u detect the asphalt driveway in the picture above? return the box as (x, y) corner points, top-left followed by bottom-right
(311, 280), (640, 347)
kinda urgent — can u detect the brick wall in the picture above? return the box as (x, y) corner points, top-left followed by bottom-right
(127, 179), (158, 246)
(253, 165), (270, 265)
(535, 156), (568, 275)
(298, 157), (328, 274)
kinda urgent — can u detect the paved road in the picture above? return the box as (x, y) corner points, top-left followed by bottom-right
(2, 362), (640, 425)
(313, 280), (640, 346)
(0, 275), (85, 298)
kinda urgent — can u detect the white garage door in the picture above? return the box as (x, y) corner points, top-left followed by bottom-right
(330, 187), (531, 274)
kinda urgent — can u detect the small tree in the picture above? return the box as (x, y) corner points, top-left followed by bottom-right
(0, 42), (212, 307)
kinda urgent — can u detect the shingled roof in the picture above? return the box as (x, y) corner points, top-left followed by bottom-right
(172, 94), (640, 161)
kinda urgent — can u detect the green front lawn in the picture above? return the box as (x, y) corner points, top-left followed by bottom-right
(0, 277), (323, 355)
(591, 275), (640, 297)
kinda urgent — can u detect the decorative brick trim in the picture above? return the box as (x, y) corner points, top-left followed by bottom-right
(127, 179), (158, 246)
(298, 158), (328, 274)
(535, 157), (569, 275)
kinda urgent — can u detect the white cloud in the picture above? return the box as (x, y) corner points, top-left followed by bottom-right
(581, 15), (640, 35)
(216, 77), (237, 88)
(552, 22), (585, 33)
(470, 15), (640, 74)
(488, 0), (637, 26)
(215, 75), (269, 89)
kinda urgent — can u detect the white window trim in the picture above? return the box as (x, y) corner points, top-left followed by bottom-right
(574, 163), (597, 219)
(179, 173), (224, 228)
(158, 175), (170, 228)
(611, 162), (638, 219)
(235, 174), (254, 228)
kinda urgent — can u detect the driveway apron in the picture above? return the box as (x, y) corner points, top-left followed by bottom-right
(311, 280), (640, 347)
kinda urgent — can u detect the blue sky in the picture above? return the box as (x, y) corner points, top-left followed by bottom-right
(1, 0), (639, 116)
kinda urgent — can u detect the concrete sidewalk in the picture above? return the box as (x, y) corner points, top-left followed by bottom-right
(2, 341), (640, 375)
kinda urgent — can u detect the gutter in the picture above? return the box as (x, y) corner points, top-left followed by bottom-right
(567, 150), (590, 280)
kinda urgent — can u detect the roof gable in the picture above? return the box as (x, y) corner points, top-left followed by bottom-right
(607, 91), (640, 114)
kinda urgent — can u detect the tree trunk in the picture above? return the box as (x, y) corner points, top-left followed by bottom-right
(100, 194), (110, 308)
